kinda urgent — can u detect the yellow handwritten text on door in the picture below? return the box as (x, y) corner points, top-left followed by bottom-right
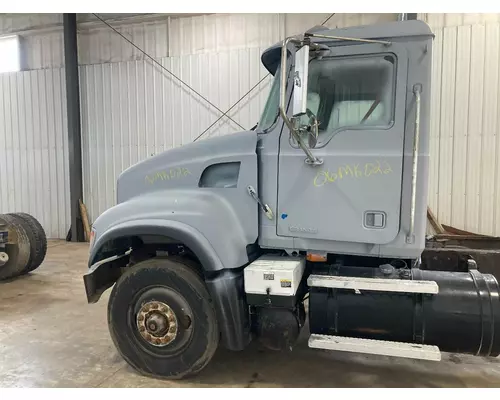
(313, 160), (393, 187)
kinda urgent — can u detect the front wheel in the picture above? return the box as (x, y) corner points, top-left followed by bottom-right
(107, 257), (219, 380)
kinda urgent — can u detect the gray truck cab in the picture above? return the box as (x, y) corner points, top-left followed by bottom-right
(84, 20), (500, 380)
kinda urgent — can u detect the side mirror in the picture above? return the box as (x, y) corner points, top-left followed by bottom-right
(292, 44), (309, 117)
(279, 38), (322, 166)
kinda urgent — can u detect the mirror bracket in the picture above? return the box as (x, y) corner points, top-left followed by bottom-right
(305, 157), (324, 166)
(290, 117), (323, 167)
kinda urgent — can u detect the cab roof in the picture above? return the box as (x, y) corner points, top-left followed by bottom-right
(261, 19), (434, 75)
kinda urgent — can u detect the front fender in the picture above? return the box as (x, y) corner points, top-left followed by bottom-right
(86, 190), (256, 351)
(90, 218), (224, 272)
(89, 188), (257, 271)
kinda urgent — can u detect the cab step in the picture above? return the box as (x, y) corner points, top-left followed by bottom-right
(308, 334), (441, 361)
(307, 274), (439, 294)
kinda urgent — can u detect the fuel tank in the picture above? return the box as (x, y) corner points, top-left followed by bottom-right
(309, 263), (500, 356)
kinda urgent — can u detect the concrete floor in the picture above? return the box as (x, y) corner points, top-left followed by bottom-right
(1, 241), (500, 388)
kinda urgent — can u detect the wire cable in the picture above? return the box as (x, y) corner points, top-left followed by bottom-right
(193, 74), (270, 142)
(92, 13), (245, 131)
(321, 13), (336, 26)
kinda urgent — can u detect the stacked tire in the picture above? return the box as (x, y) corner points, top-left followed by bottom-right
(0, 213), (47, 281)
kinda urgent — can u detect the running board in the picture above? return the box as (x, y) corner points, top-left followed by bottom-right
(307, 274), (438, 294)
(308, 334), (441, 361)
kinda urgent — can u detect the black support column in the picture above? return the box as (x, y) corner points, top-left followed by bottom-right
(63, 14), (85, 242)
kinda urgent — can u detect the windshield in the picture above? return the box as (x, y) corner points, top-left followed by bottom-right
(257, 66), (281, 132)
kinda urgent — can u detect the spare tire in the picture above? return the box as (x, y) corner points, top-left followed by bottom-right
(0, 214), (31, 280)
(8, 213), (47, 274)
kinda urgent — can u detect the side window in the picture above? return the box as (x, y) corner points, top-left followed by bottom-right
(302, 54), (396, 146)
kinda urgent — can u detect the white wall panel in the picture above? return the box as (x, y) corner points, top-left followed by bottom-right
(0, 14), (171, 69)
(168, 14), (285, 56)
(0, 69), (70, 238)
(284, 13), (396, 35)
(19, 19), (171, 70)
(422, 13), (500, 28)
(424, 15), (500, 236)
(77, 20), (170, 65)
(1, 13), (397, 70)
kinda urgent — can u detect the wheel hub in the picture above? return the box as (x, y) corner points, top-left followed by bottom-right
(0, 251), (8, 266)
(136, 301), (178, 347)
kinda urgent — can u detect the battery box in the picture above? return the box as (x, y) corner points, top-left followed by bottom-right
(244, 256), (306, 306)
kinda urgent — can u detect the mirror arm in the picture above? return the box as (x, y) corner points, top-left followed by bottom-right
(279, 36), (323, 167)
(279, 37), (296, 132)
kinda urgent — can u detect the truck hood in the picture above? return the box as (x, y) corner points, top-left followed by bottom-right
(116, 130), (257, 203)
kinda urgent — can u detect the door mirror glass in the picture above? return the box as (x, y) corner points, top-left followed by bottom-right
(279, 38), (322, 165)
(292, 44), (309, 117)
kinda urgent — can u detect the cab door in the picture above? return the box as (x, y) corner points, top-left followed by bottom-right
(277, 43), (408, 245)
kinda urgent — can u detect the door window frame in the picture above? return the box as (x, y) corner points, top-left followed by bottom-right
(288, 47), (402, 150)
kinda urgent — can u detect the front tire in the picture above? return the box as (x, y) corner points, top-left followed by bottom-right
(107, 257), (219, 380)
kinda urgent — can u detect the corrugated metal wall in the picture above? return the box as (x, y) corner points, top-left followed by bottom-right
(4, 13), (395, 70)
(0, 69), (70, 238)
(423, 13), (500, 236)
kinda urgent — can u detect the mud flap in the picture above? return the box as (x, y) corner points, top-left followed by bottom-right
(205, 269), (252, 351)
(84, 254), (129, 303)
